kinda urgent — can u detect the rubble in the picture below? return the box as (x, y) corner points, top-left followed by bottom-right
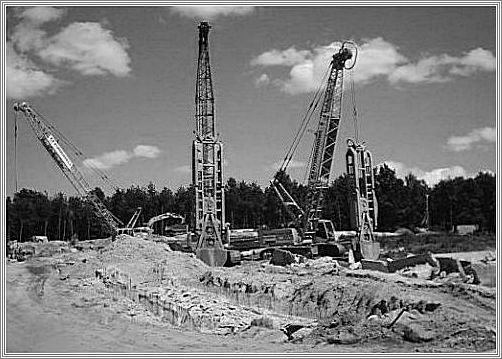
(269, 249), (306, 267)
(6, 235), (496, 352)
(402, 324), (435, 343)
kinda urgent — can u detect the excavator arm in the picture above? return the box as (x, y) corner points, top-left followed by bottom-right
(147, 212), (185, 228)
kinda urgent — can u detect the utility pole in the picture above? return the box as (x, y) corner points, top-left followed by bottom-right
(191, 22), (227, 266)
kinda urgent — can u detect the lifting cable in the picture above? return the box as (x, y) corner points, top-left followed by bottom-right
(348, 67), (359, 143)
(278, 63), (331, 175)
(29, 107), (123, 192)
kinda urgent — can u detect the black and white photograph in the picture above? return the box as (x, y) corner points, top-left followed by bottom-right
(1, 2), (499, 355)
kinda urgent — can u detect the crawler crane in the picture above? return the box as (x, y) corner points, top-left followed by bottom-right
(271, 41), (379, 259)
(13, 102), (123, 237)
(271, 42), (356, 250)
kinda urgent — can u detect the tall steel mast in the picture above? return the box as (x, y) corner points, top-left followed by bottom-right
(192, 22), (227, 266)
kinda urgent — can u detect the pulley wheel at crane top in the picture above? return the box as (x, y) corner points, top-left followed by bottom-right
(360, 240), (380, 260)
(196, 248), (228, 267)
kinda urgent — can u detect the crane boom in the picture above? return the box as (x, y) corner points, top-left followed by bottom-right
(13, 102), (123, 235)
(271, 42), (357, 243)
(304, 45), (353, 229)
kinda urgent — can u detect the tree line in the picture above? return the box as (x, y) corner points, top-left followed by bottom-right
(5, 165), (495, 242)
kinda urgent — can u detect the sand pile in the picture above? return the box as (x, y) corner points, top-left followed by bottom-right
(96, 235), (208, 285)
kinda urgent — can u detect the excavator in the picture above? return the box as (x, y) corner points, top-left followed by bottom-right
(270, 41), (380, 260)
(125, 211), (186, 238)
(13, 102), (124, 238)
(145, 212), (186, 237)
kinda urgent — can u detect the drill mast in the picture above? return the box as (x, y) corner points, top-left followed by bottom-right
(192, 22), (226, 265)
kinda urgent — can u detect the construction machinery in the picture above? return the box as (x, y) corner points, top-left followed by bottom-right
(191, 22), (229, 266)
(346, 139), (380, 260)
(146, 212), (186, 236)
(270, 41), (357, 256)
(13, 102), (123, 237)
(117, 207), (143, 235)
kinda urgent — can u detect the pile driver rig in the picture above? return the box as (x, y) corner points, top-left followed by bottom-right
(13, 102), (123, 237)
(191, 22), (228, 266)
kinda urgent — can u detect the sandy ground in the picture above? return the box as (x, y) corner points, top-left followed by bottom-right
(6, 262), (311, 353)
(5, 236), (497, 353)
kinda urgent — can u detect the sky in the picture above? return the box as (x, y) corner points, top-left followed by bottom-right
(3, 5), (498, 198)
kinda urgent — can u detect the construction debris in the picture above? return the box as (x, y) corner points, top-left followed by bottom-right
(6, 234), (497, 353)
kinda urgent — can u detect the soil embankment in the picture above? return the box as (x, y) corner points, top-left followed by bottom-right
(6, 236), (496, 353)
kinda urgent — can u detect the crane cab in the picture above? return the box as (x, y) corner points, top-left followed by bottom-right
(311, 219), (337, 243)
(319, 219), (337, 241)
(303, 219), (337, 244)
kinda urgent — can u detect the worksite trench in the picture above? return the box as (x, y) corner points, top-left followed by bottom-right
(6, 235), (497, 353)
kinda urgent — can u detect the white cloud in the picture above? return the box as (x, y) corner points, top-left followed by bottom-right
(7, 6), (132, 98)
(18, 6), (65, 24)
(254, 73), (270, 87)
(84, 150), (132, 170)
(353, 38), (408, 84)
(11, 23), (46, 52)
(84, 144), (161, 170)
(271, 159), (306, 171)
(251, 38), (495, 94)
(379, 160), (473, 186)
(133, 145), (161, 158)
(171, 6), (254, 20)
(6, 42), (62, 99)
(388, 48), (496, 84)
(446, 127), (496, 152)
(38, 22), (131, 77)
(251, 47), (310, 67)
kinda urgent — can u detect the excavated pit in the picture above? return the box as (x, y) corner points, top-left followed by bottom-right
(17, 236), (495, 352)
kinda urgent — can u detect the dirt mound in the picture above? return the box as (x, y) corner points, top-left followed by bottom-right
(96, 235), (209, 284)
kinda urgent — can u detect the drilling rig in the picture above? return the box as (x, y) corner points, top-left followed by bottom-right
(13, 102), (123, 237)
(191, 22), (228, 266)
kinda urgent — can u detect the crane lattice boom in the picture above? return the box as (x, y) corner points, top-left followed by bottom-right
(271, 42), (356, 243)
(13, 102), (123, 235)
(304, 46), (353, 235)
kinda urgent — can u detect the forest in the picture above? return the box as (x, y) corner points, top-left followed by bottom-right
(5, 164), (496, 242)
